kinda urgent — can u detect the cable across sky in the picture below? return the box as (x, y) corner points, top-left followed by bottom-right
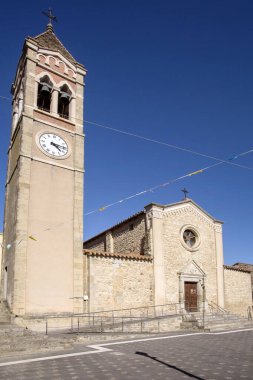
(1, 95), (253, 172)
(84, 145), (253, 216)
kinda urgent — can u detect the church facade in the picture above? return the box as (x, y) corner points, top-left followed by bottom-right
(84, 200), (252, 316)
(0, 25), (252, 324)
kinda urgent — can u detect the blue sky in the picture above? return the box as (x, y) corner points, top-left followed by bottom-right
(0, 0), (253, 264)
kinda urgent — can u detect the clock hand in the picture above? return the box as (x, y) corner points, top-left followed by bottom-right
(50, 142), (61, 151)
(50, 142), (67, 151)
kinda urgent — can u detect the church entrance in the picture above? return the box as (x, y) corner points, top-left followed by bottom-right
(184, 282), (198, 312)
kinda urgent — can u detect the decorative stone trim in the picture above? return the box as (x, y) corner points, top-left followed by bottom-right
(164, 206), (215, 230)
(83, 249), (152, 262)
(214, 224), (223, 233)
(146, 210), (163, 219)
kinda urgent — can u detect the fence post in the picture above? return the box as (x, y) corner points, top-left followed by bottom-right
(158, 319), (160, 333)
(46, 320), (48, 335)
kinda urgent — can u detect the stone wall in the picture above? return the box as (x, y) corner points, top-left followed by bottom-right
(84, 213), (146, 254)
(224, 267), (252, 316)
(84, 235), (105, 251)
(88, 254), (153, 312)
(113, 214), (146, 253)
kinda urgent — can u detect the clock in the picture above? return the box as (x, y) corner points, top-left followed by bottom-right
(38, 133), (69, 158)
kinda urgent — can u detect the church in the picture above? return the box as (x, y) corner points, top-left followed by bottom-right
(0, 23), (252, 328)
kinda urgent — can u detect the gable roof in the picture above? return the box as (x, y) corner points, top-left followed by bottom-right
(29, 26), (76, 64)
(84, 198), (222, 245)
(84, 211), (144, 245)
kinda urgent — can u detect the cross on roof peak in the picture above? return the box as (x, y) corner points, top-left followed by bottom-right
(42, 8), (57, 30)
(181, 188), (189, 200)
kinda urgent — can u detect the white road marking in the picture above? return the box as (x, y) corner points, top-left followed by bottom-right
(0, 347), (111, 367)
(0, 328), (252, 368)
(208, 328), (253, 335)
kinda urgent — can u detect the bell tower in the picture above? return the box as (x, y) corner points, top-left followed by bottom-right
(1, 23), (87, 316)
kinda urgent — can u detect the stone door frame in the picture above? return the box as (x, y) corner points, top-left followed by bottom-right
(177, 261), (207, 314)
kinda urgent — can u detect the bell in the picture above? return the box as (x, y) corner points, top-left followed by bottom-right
(40, 83), (51, 96)
(59, 91), (70, 103)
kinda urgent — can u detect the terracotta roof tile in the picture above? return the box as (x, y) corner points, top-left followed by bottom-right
(83, 249), (152, 262)
(30, 27), (76, 64)
(224, 265), (252, 273)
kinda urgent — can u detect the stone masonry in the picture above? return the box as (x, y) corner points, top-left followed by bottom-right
(224, 266), (252, 316)
(84, 251), (153, 312)
(84, 199), (252, 316)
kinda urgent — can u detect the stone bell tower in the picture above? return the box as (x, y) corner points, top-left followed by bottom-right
(1, 22), (87, 316)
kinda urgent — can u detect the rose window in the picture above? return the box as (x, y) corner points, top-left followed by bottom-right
(183, 229), (197, 248)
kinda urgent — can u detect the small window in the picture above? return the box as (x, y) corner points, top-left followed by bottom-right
(129, 223), (134, 231)
(37, 76), (52, 113)
(58, 84), (71, 119)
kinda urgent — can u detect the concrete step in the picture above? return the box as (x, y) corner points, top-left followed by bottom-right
(182, 311), (253, 331)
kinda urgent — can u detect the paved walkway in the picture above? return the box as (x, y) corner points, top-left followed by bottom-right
(0, 329), (252, 379)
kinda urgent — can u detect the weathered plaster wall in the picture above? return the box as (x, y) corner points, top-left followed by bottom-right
(224, 268), (252, 316)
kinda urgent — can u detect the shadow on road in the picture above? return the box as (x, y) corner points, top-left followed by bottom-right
(135, 351), (205, 380)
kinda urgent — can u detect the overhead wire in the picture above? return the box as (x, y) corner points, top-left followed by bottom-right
(0, 95), (253, 242)
(84, 145), (253, 216)
(1, 94), (253, 172)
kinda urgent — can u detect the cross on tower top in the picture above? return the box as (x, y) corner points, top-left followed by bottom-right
(181, 188), (189, 200)
(42, 8), (57, 29)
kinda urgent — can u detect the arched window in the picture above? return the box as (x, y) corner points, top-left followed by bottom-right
(37, 75), (52, 112)
(58, 84), (71, 119)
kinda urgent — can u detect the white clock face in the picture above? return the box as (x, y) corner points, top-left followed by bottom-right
(39, 133), (69, 158)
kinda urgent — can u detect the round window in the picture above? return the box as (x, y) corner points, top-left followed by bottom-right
(181, 226), (200, 251)
(183, 229), (197, 248)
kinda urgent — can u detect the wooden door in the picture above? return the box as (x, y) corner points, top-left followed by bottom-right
(184, 282), (198, 312)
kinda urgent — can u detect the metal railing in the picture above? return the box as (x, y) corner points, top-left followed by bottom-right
(208, 301), (229, 314)
(44, 302), (185, 335)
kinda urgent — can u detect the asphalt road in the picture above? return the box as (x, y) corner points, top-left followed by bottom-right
(0, 329), (252, 379)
